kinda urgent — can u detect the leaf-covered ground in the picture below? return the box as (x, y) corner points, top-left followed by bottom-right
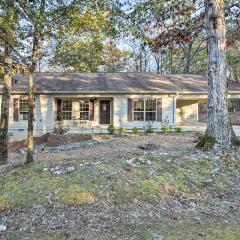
(0, 133), (240, 239)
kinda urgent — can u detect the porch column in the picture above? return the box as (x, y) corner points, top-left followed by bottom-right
(39, 95), (55, 134)
(113, 96), (121, 127)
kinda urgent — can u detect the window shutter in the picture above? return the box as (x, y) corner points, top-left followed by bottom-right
(13, 98), (19, 122)
(57, 99), (62, 120)
(128, 98), (133, 122)
(157, 98), (162, 122)
(89, 99), (94, 121)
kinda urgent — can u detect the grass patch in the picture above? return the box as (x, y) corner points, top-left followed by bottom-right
(206, 227), (240, 240)
(139, 221), (240, 240)
(115, 173), (198, 202)
(0, 164), (98, 208)
(56, 185), (96, 205)
(0, 195), (11, 211)
(113, 150), (239, 203)
(38, 237), (62, 240)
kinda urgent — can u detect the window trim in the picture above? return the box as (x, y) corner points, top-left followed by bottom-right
(132, 98), (157, 122)
(79, 99), (90, 121)
(133, 98), (144, 121)
(61, 99), (72, 121)
(19, 98), (29, 121)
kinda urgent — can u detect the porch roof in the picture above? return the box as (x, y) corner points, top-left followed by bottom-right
(1, 72), (240, 94)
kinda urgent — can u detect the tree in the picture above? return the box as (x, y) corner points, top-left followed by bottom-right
(16, 0), (72, 163)
(125, 0), (239, 75)
(101, 40), (131, 72)
(0, 0), (16, 164)
(49, 1), (123, 72)
(52, 37), (104, 72)
(198, 0), (239, 148)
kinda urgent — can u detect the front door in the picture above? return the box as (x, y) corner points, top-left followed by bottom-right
(100, 100), (111, 124)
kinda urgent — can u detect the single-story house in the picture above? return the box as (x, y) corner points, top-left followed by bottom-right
(1, 72), (240, 138)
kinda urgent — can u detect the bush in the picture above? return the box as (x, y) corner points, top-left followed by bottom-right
(33, 162), (46, 173)
(132, 127), (139, 134)
(175, 127), (182, 133)
(53, 113), (69, 135)
(161, 126), (171, 133)
(145, 127), (154, 133)
(193, 131), (204, 143)
(107, 124), (116, 135)
(118, 127), (127, 136)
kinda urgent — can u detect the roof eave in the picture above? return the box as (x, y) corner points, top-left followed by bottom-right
(10, 91), (178, 94)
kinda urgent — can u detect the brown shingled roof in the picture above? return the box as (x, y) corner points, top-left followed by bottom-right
(1, 72), (240, 94)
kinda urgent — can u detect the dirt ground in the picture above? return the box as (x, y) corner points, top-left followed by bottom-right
(0, 133), (240, 240)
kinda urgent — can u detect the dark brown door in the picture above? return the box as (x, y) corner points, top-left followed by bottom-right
(100, 100), (111, 124)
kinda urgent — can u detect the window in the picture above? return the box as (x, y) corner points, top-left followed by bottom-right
(228, 99), (240, 112)
(133, 98), (156, 122)
(79, 100), (90, 120)
(199, 99), (240, 114)
(19, 99), (29, 121)
(133, 99), (144, 121)
(61, 100), (72, 120)
(145, 99), (156, 121)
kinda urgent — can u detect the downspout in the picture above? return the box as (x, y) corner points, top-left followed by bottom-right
(169, 93), (178, 126)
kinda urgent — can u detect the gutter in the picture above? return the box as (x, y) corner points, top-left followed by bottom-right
(2, 90), (240, 95)
(4, 91), (179, 95)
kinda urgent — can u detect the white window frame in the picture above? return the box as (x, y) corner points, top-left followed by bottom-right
(145, 98), (157, 122)
(79, 100), (90, 120)
(61, 99), (72, 120)
(133, 98), (145, 121)
(132, 98), (157, 122)
(19, 98), (29, 121)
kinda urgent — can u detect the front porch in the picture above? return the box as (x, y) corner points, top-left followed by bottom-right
(55, 97), (114, 129)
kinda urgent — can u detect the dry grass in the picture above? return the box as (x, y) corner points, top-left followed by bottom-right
(56, 185), (96, 205)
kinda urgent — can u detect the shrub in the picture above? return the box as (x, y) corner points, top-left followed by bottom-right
(33, 162), (46, 173)
(53, 112), (69, 135)
(175, 127), (182, 133)
(107, 124), (116, 135)
(118, 127), (127, 136)
(132, 127), (139, 134)
(161, 126), (171, 133)
(53, 122), (69, 135)
(193, 131), (204, 143)
(145, 127), (154, 133)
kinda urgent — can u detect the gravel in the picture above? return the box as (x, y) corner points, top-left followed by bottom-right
(0, 224), (6, 232)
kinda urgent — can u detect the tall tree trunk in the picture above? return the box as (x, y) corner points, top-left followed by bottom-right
(0, 1), (14, 165)
(169, 48), (173, 73)
(26, 29), (41, 163)
(160, 54), (163, 74)
(184, 41), (193, 73)
(199, 0), (238, 148)
(139, 52), (143, 72)
(144, 51), (147, 72)
(0, 56), (12, 165)
(26, 72), (34, 163)
(155, 56), (160, 74)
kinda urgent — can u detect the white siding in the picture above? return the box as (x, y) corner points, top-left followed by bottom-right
(37, 95), (55, 133)
(176, 99), (198, 124)
(4, 93), (176, 140)
(114, 94), (175, 129)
